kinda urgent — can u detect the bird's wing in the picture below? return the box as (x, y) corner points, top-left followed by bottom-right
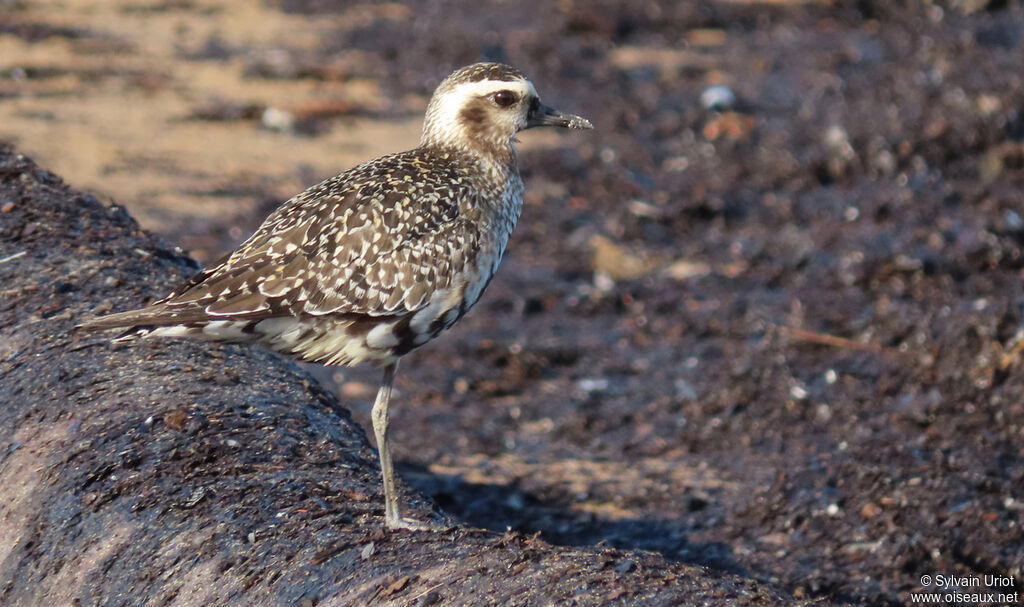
(88, 150), (480, 330)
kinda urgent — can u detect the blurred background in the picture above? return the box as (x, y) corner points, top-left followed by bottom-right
(3, 1), (1024, 605)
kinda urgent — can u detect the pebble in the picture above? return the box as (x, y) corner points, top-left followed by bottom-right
(1004, 209), (1023, 230)
(578, 377), (609, 393)
(860, 502), (882, 518)
(664, 259), (711, 281)
(614, 559), (636, 573)
(700, 85), (736, 111)
(590, 235), (658, 281)
(674, 379), (698, 400)
(262, 106), (295, 131)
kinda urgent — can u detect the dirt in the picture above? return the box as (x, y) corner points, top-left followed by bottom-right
(2, 1), (1024, 605)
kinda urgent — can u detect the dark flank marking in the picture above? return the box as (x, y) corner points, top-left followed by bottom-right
(389, 314), (420, 357)
(429, 282), (468, 336)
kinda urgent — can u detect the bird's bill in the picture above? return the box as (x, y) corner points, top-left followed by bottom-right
(526, 104), (593, 130)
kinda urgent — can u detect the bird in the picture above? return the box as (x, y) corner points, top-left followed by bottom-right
(80, 62), (593, 530)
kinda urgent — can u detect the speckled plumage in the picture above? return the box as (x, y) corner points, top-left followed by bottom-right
(82, 62), (592, 529)
(93, 145), (520, 366)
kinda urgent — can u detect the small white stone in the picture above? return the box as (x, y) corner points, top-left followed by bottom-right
(577, 378), (609, 392)
(700, 85), (736, 111)
(262, 107), (294, 131)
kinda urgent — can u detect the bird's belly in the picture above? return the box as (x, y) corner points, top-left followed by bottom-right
(247, 315), (389, 367)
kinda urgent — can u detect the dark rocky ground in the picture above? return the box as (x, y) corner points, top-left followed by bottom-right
(4, 1), (1024, 605)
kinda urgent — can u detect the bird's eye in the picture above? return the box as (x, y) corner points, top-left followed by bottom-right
(492, 90), (517, 108)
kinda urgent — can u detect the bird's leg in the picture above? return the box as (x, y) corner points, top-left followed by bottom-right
(370, 361), (436, 531)
(371, 362), (401, 525)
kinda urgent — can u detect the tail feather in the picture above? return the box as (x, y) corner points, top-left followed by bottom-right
(77, 304), (210, 332)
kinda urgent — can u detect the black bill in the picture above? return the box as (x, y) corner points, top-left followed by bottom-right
(526, 103), (593, 130)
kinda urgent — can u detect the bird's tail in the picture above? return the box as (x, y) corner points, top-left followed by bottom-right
(78, 303), (267, 344)
(79, 302), (219, 337)
(79, 305), (170, 330)
(77, 306), (168, 342)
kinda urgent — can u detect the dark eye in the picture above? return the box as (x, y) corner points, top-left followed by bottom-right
(492, 90), (517, 108)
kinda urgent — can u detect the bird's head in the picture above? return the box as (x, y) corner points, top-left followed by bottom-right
(421, 62), (592, 164)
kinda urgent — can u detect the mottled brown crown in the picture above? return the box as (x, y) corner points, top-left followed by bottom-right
(436, 63), (526, 93)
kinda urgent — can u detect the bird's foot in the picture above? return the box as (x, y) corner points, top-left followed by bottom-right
(385, 513), (448, 532)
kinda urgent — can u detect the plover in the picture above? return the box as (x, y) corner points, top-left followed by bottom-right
(81, 62), (592, 530)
